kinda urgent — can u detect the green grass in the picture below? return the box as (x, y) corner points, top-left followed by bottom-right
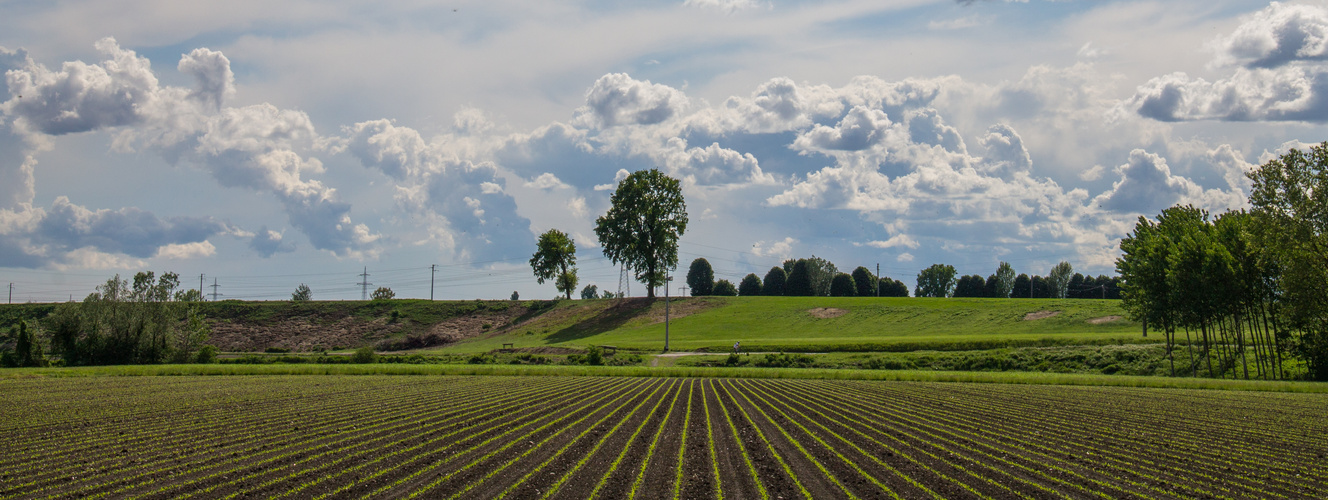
(440, 296), (1148, 353)
(4, 363), (1323, 393)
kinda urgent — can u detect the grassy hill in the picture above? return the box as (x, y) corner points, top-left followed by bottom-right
(435, 296), (1148, 353)
(2, 296), (1148, 354)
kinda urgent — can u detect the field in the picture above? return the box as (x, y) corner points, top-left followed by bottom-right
(3, 374), (1326, 499)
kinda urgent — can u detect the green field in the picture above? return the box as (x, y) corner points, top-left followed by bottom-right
(442, 296), (1146, 353)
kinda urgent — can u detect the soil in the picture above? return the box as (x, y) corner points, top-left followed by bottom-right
(1087, 315), (1123, 324)
(1023, 310), (1061, 321)
(808, 307), (848, 319)
(207, 303), (533, 352)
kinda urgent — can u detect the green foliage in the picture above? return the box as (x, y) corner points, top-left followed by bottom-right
(6, 321), (46, 367)
(291, 284), (312, 302)
(1048, 261), (1074, 299)
(580, 284), (600, 300)
(915, 264), (957, 298)
(531, 228), (579, 300)
(195, 345), (218, 364)
(712, 279), (737, 297)
(803, 255), (838, 296)
(877, 278), (909, 297)
(585, 345), (604, 365)
(510, 291), (520, 301)
(995, 262), (1016, 298)
(371, 287), (395, 301)
(174, 289), (204, 302)
(352, 346), (378, 364)
(45, 271), (197, 366)
(762, 266), (787, 296)
(738, 274), (762, 297)
(753, 352), (817, 368)
(785, 259), (813, 296)
(1013, 274), (1031, 298)
(851, 266), (875, 297)
(686, 258), (714, 296)
(594, 169), (688, 298)
(953, 275), (986, 298)
(829, 273), (856, 297)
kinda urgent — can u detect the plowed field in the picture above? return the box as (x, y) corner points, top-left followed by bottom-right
(2, 375), (1325, 499)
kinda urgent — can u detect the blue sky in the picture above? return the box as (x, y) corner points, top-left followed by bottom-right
(3, 0), (1327, 301)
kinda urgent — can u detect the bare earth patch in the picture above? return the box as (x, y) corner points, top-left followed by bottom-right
(1088, 315), (1123, 324)
(808, 307), (848, 319)
(1023, 310), (1061, 321)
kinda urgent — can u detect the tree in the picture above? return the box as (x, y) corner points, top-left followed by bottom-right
(1068, 273), (1086, 299)
(1030, 276), (1049, 298)
(371, 287), (395, 301)
(953, 275), (985, 297)
(594, 169), (688, 298)
(830, 273), (856, 297)
(851, 266), (875, 297)
(995, 262), (1016, 298)
(983, 274), (1000, 298)
(8, 322), (45, 367)
(785, 259), (814, 296)
(804, 256), (839, 296)
(174, 289), (204, 302)
(878, 278), (909, 297)
(291, 284), (312, 301)
(530, 229), (579, 300)
(915, 264), (957, 298)
(510, 291), (520, 301)
(762, 266), (787, 296)
(712, 279), (737, 296)
(1047, 261), (1074, 299)
(738, 274), (763, 296)
(1013, 273), (1031, 298)
(580, 284), (600, 300)
(687, 258), (715, 296)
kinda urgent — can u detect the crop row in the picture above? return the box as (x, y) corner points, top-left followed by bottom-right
(2, 375), (1326, 499)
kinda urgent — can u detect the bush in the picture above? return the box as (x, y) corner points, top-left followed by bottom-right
(585, 346), (604, 365)
(195, 345), (218, 364)
(291, 284), (312, 301)
(830, 273), (856, 297)
(371, 287), (395, 301)
(467, 354), (492, 364)
(738, 274), (762, 296)
(712, 280), (737, 297)
(580, 284), (599, 300)
(351, 346), (378, 364)
(264, 347), (290, 353)
(753, 352), (816, 368)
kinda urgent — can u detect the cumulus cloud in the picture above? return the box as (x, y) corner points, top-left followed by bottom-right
(1213, 2), (1328, 69)
(574, 73), (689, 128)
(979, 123), (1032, 178)
(683, 0), (764, 12)
(155, 241), (216, 260)
(1132, 4), (1328, 123)
(1091, 149), (1244, 214)
(751, 237), (796, 259)
(864, 234), (920, 249)
(249, 225), (295, 257)
(657, 139), (775, 185)
(2, 38), (379, 259)
(344, 119), (534, 260)
(795, 106), (895, 152)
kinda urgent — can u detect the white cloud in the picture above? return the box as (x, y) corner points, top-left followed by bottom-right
(567, 196), (588, 218)
(155, 240), (216, 259)
(751, 237), (796, 259)
(865, 234), (920, 249)
(525, 172), (570, 190)
(896, 252), (914, 262)
(1211, 2), (1328, 69)
(1091, 149), (1245, 214)
(573, 73), (689, 128)
(683, 0), (765, 13)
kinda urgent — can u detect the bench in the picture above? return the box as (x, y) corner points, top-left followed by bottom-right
(501, 343), (514, 352)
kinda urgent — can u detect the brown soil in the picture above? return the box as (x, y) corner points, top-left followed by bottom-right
(208, 304), (533, 352)
(808, 307), (848, 319)
(1023, 310), (1060, 321)
(1087, 315), (1122, 324)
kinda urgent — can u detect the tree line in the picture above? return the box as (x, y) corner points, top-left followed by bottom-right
(1117, 143), (1328, 381)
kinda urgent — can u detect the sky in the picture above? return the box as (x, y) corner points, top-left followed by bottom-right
(2, 0), (1328, 302)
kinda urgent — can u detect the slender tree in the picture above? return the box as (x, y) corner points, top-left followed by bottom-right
(995, 262), (1016, 298)
(786, 259), (814, 296)
(830, 273), (857, 297)
(1047, 261), (1074, 299)
(687, 258), (715, 296)
(762, 266), (787, 296)
(738, 274), (763, 296)
(851, 266), (876, 297)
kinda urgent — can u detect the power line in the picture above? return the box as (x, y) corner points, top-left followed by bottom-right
(357, 267), (373, 301)
(209, 278), (223, 301)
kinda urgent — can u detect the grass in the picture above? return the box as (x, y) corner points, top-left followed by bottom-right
(440, 296), (1148, 353)
(4, 363), (1325, 393)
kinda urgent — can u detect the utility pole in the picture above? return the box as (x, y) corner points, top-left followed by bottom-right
(199, 273), (205, 300)
(358, 267), (372, 301)
(430, 264), (437, 301)
(876, 263), (880, 297)
(209, 278), (222, 301)
(664, 275), (673, 352)
(7, 283), (11, 304)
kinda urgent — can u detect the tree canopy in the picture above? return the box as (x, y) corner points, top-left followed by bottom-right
(915, 264), (957, 298)
(762, 266), (787, 296)
(1047, 261), (1074, 299)
(830, 273), (856, 297)
(851, 266), (875, 297)
(995, 262), (1016, 298)
(785, 259), (813, 296)
(594, 169), (688, 298)
(530, 228), (579, 300)
(291, 284), (312, 302)
(712, 279), (737, 296)
(686, 258), (715, 296)
(738, 273), (763, 296)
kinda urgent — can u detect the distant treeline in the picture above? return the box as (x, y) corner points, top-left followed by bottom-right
(1117, 143), (1328, 381)
(678, 256), (1119, 299)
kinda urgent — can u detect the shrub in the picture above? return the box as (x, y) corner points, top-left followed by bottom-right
(762, 266), (787, 296)
(830, 273), (856, 297)
(194, 345), (216, 363)
(467, 354), (492, 364)
(580, 284), (599, 300)
(851, 266), (875, 297)
(753, 352), (816, 368)
(264, 347), (290, 354)
(585, 345), (604, 365)
(351, 346), (378, 364)
(371, 287), (395, 301)
(712, 280), (737, 297)
(291, 284), (312, 301)
(738, 274), (763, 296)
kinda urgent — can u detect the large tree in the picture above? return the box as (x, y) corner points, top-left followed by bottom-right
(594, 169), (688, 298)
(530, 229), (579, 300)
(785, 259), (814, 296)
(686, 258), (715, 296)
(851, 266), (876, 297)
(738, 274), (763, 296)
(830, 273), (857, 297)
(915, 264), (957, 298)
